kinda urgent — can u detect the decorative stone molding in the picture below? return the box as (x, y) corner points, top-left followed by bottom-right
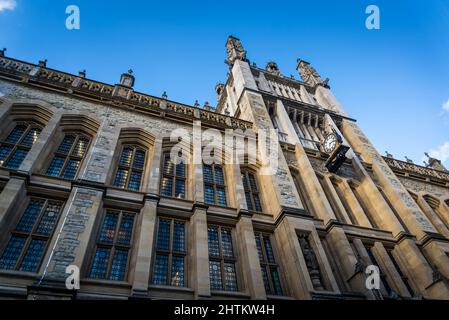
(384, 157), (449, 184)
(0, 56), (253, 131)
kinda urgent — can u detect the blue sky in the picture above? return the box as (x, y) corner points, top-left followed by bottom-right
(0, 0), (448, 167)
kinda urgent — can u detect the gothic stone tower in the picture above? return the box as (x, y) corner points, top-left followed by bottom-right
(215, 36), (449, 299)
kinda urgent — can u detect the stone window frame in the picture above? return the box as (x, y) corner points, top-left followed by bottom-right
(87, 208), (137, 282)
(0, 196), (65, 273)
(0, 103), (53, 172)
(203, 163), (228, 207)
(207, 224), (239, 292)
(159, 152), (187, 199)
(0, 121), (43, 169)
(241, 169), (263, 213)
(44, 132), (92, 180)
(254, 231), (284, 296)
(385, 246), (415, 297)
(151, 217), (187, 287)
(357, 240), (399, 298)
(112, 144), (147, 191)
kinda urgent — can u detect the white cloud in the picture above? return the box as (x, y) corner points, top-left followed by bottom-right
(0, 0), (16, 12)
(443, 99), (449, 113)
(428, 141), (449, 166)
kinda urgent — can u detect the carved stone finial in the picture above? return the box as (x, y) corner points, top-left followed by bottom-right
(38, 59), (47, 67)
(119, 69), (135, 88)
(0, 48), (6, 57)
(162, 91), (168, 100)
(78, 70), (86, 78)
(405, 156), (414, 164)
(194, 100), (200, 108)
(266, 61), (280, 75)
(424, 152), (448, 172)
(385, 151), (393, 158)
(226, 35), (247, 64)
(204, 101), (211, 111)
(296, 58), (329, 88)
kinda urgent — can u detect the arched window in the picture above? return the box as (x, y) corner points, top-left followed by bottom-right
(203, 164), (227, 206)
(0, 122), (42, 169)
(160, 153), (186, 199)
(46, 133), (91, 180)
(241, 169), (263, 212)
(113, 145), (146, 191)
(0, 198), (64, 272)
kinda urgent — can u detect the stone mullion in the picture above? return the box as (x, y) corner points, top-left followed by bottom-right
(130, 197), (158, 297)
(227, 163), (247, 210)
(320, 174), (353, 224)
(292, 143), (336, 222)
(274, 218), (312, 299)
(325, 228), (375, 299)
(192, 120), (204, 203)
(416, 195), (449, 238)
(275, 100), (300, 145)
(79, 115), (121, 184)
(438, 201), (449, 227)
(371, 242), (413, 298)
(338, 179), (373, 228)
(189, 204), (210, 298)
(235, 214), (266, 299)
(146, 137), (163, 194)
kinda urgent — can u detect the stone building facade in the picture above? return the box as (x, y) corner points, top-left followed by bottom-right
(0, 37), (448, 300)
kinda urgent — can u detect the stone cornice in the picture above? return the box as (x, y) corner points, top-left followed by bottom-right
(384, 157), (449, 185)
(0, 56), (253, 131)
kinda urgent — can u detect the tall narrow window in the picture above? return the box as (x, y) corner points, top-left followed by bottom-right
(365, 245), (393, 296)
(387, 248), (414, 296)
(160, 153), (186, 199)
(0, 198), (64, 272)
(113, 145), (146, 191)
(0, 122), (42, 169)
(151, 218), (186, 287)
(255, 232), (283, 295)
(208, 225), (238, 291)
(203, 164), (227, 206)
(46, 133), (90, 180)
(89, 210), (135, 281)
(241, 170), (263, 212)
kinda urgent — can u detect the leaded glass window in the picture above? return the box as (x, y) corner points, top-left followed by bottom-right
(0, 198), (64, 272)
(160, 153), (186, 199)
(255, 232), (283, 295)
(0, 122), (42, 169)
(208, 225), (238, 291)
(113, 145), (146, 191)
(242, 170), (263, 212)
(152, 218), (186, 287)
(89, 210), (135, 281)
(46, 133), (91, 180)
(203, 164), (227, 206)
